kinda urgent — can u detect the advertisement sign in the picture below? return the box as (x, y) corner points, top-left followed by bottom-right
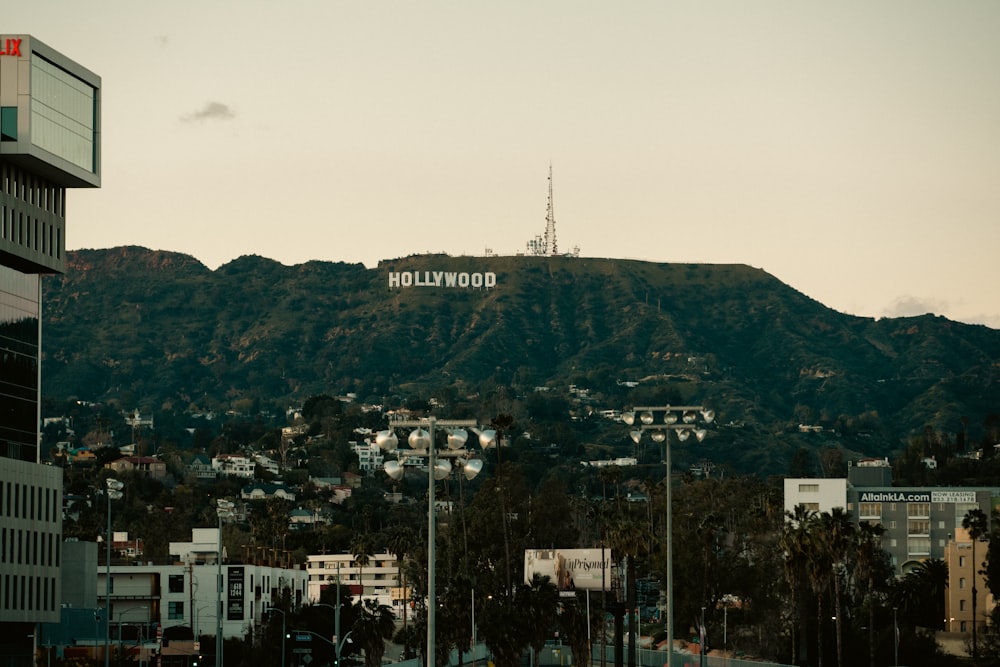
(524, 549), (611, 592)
(227, 566), (244, 621)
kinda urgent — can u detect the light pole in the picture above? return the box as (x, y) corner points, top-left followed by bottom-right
(269, 607), (287, 667)
(312, 602), (344, 664)
(337, 630), (353, 665)
(195, 605), (214, 641)
(216, 499), (235, 667)
(622, 405), (715, 667)
(104, 478), (125, 667)
(118, 606), (148, 650)
(374, 417), (495, 667)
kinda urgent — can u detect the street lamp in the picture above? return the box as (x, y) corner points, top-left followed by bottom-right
(118, 606), (148, 650)
(104, 477), (125, 667)
(374, 417), (495, 667)
(621, 405), (715, 667)
(195, 605), (214, 640)
(268, 607), (287, 667)
(216, 499), (236, 667)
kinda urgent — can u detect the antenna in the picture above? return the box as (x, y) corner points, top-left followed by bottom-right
(544, 163), (557, 255)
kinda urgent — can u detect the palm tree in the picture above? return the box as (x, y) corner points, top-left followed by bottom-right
(820, 508), (853, 667)
(803, 514), (833, 667)
(353, 598), (396, 667)
(605, 507), (649, 667)
(852, 521), (887, 667)
(963, 507), (989, 662)
(350, 533), (374, 605)
(385, 525), (417, 658)
(781, 505), (816, 665)
(522, 573), (560, 667)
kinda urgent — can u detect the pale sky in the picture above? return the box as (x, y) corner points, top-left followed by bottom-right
(10, 1), (1000, 327)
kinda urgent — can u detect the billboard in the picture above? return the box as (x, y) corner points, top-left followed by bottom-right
(227, 566), (244, 620)
(524, 549), (611, 592)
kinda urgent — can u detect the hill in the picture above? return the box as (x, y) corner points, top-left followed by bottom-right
(40, 246), (1000, 475)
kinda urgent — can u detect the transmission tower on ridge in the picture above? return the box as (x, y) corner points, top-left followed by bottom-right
(544, 163), (558, 255)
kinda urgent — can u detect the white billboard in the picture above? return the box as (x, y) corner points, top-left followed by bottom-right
(524, 548), (611, 592)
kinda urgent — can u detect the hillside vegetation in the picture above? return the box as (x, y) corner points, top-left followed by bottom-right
(41, 247), (1000, 475)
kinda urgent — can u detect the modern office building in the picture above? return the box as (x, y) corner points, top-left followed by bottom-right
(0, 34), (100, 666)
(785, 475), (1000, 578)
(95, 528), (307, 645)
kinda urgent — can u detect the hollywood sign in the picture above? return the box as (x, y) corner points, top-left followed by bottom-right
(388, 270), (497, 289)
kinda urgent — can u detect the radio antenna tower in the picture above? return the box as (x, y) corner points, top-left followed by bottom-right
(544, 163), (557, 255)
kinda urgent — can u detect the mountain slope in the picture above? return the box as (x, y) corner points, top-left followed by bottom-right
(41, 247), (1000, 471)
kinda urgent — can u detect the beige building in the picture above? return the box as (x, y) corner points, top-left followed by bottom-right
(305, 552), (404, 617)
(944, 527), (995, 634)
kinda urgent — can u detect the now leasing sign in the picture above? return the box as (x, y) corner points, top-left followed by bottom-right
(388, 270), (497, 289)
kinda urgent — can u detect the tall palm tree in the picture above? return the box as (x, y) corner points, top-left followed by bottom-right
(353, 598), (396, 667)
(803, 515), (833, 667)
(820, 508), (853, 667)
(963, 507), (989, 662)
(781, 505), (816, 665)
(350, 533), (374, 605)
(522, 573), (560, 667)
(385, 525), (416, 657)
(605, 503), (653, 667)
(852, 521), (887, 667)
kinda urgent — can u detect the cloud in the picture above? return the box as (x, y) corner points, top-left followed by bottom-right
(181, 102), (236, 123)
(881, 295), (948, 319)
(880, 296), (1000, 328)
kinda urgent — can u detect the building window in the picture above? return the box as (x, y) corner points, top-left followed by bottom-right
(962, 621), (968, 633)
(960, 556), (966, 568)
(908, 537), (930, 556)
(168, 575), (184, 593)
(859, 503), (881, 518)
(908, 519), (930, 536)
(961, 600), (967, 611)
(168, 601), (184, 620)
(908, 502), (930, 518)
(798, 484), (819, 493)
(803, 503), (820, 511)
(960, 578), (966, 589)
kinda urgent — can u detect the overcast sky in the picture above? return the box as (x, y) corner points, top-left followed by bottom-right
(10, 1), (1000, 327)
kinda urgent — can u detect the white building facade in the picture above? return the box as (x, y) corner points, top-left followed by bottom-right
(305, 552), (403, 617)
(98, 528), (307, 642)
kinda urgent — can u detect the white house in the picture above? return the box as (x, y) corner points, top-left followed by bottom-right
(212, 454), (256, 479)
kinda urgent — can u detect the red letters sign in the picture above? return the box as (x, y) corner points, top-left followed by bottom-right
(0, 39), (23, 57)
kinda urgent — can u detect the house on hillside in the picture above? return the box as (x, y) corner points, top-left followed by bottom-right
(212, 453), (256, 479)
(106, 456), (167, 480)
(240, 482), (296, 502)
(186, 454), (215, 479)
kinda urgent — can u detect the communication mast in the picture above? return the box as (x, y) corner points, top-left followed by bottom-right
(525, 164), (578, 257)
(544, 163), (557, 256)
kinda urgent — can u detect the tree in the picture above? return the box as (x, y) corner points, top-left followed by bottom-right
(820, 508), (853, 667)
(852, 521), (890, 667)
(352, 598), (396, 667)
(559, 596), (599, 667)
(350, 532), (375, 604)
(781, 505), (816, 665)
(964, 507), (989, 662)
(522, 574), (560, 667)
(384, 525), (417, 658)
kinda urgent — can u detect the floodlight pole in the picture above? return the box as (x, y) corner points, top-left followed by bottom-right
(382, 417), (482, 667)
(622, 406), (714, 667)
